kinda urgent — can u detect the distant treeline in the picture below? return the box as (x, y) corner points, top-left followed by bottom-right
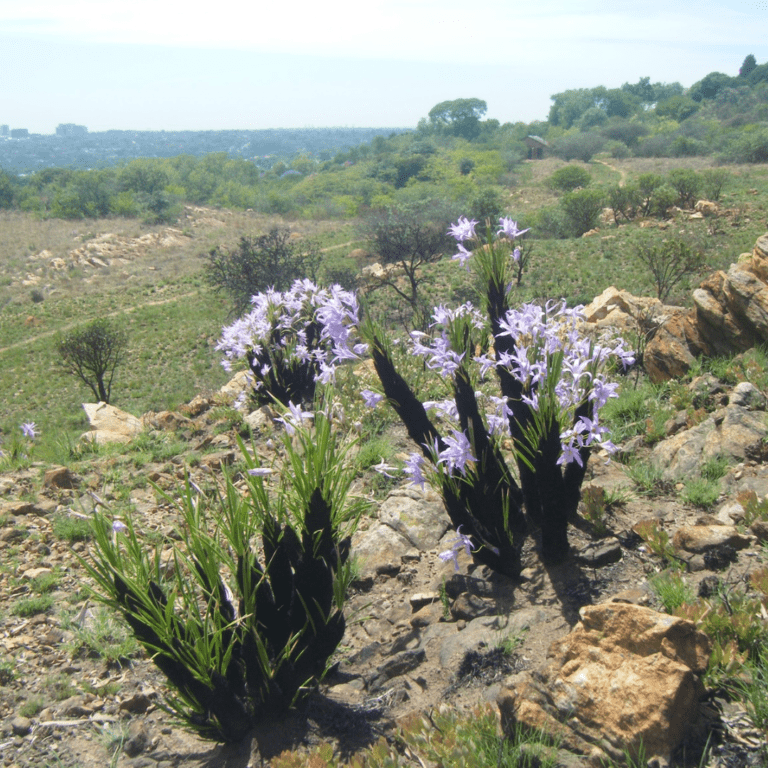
(0, 127), (405, 175)
(0, 56), (766, 224)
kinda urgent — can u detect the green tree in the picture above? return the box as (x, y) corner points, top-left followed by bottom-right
(56, 319), (128, 404)
(739, 54), (758, 78)
(637, 238), (704, 302)
(205, 228), (321, 316)
(428, 98), (488, 140)
(361, 201), (456, 330)
(560, 189), (604, 237)
(547, 166), (591, 193)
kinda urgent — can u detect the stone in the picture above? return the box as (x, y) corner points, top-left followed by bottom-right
(750, 519), (768, 543)
(672, 525), (752, 554)
(502, 602), (710, 764)
(352, 522), (411, 577)
(377, 487), (450, 551)
(450, 592), (495, 621)
(123, 721), (150, 757)
(81, 402), (143, 444)
(573, 537), (622, 567)
(11, 716), (32, 736)
(218, 370), (251, 401)
(729, 382), (767, 411)
(43, 466), (76, 489)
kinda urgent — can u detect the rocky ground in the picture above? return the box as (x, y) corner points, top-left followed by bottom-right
(2, 373), (768, 768)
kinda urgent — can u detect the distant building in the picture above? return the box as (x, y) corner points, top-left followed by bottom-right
(10, 128), (29, 139)
(56, 123), (88, 136)
(524, 135), (548, 159)
(0, 125), (8, 137)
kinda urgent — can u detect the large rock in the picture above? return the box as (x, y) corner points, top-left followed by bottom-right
(81, 402), (143, 444)
(651, 387), (768, 480)
(586, 233), (768, 382)
(498, 602), (710, 765)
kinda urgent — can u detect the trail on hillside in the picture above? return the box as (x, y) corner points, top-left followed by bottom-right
(595, 159), (627, 187)
(0, 290), (200, 355)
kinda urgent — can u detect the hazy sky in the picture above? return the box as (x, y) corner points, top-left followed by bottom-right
(2, 0), (767, 134)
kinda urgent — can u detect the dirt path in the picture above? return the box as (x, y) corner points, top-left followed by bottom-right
(0, 290), (200, 355)
(595, 158), (627, 187)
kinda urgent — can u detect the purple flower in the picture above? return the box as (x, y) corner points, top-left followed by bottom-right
(372, 459), (398, 478)
(361, 389), (384, 409)
(403, 453), (427, 489)
(451, 243), (473, 268)
(20, 422), (38, 439)
(447, 216), (478, 242)
(277, 401), (313, 435)
(247, 468), (273, 476)
(438, 430), (476, 475)
(438, 526), (476, 572)
(497, 217), (530, 240)
(112, 520), (127, 534)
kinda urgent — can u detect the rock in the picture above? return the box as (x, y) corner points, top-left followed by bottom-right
(11, 716), (32, 736)
(123, 721), (150, 757)
(716, 501), (745, 525)
(378, 487), (450, 551)
(119, 692), (154, 714)
(352, 523), (411, 576)
(369, 649), (426, 690)
(450, 592), (495, 621)
(143, 410), (194, 431)
(43, 466), (76, 489)
(218, 370), (251, 401)
(729, 382), (767, 411)
(750, 519), (768, 543)
(673, 525), (752, 554)
(243, 406), (275, 432)
(409, 592), (440, 611)
(0, 500), (36, 516)
(501, 602), (710, 764)
(694, 200), (718, 217)
(573, 537), (622, 567)
(81, 402), (143, 444)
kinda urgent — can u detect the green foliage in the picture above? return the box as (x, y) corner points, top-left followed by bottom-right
(53, 514), (94, 543)
(63, 605), (141, 663)
(680, 476), (720, 508)
(551, 131), (605, 163)
(12, 594), (54, 617)
(624, 458), (671, 498)
(547, 165), (591, 193)
(84, 412), (365, 742)
(650, 570), (695, 613)
(55, 318), (129, 404)
(633, 519), (681, 568)
(205, 228), (321, 316)
(635, 237), (704, 303)
(667, 168), (702, 207)
(428, 98), (488, 140)
(559, 188), (604, 237)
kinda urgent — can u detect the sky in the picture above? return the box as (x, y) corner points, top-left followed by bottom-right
(1, 0), (767, 134)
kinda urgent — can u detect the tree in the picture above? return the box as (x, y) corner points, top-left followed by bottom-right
(559, 189), (605, 237)
(56, 319), (128, 404)
(361, 201), (456, 330)
(739, 54), (758, 78)
(205, 228), (321, 316)
(428, 98), (487, 140)
(637, 238), (704, 303)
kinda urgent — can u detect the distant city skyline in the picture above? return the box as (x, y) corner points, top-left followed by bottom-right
(1, 0), (766, 135)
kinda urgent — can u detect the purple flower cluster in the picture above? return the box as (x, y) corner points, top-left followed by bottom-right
(446, 216), (530, 270)
(495, 299), (634, 463)
(216, 280), (366, 394)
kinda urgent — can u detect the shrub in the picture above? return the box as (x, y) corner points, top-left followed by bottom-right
(607, 184), (641, 223)
(85, 411), (365, 742)
(205, 228), (321, 316)
(700, 168), (730, 201)
(547, 166), (592, 193)
(361, 217), (633, 566)
(636, 237), (704, 302)
(667, 168), (702, 208)
(559, 188), (605, 236)
(216, 280), (364, 408)
(551, 132), (606, 163)
(55, 319), (128, 404)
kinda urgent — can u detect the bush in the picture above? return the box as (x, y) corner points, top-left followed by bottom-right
(85, 411), (365, 742)
(667, 168), (702, 207)
(205, 228), (321, 316)
(607, 184), (641, 223)
(55, 319), (128, 404)
(636, 237), (704, 302)
(551, 132), (605, 163)
(559, 188), (605, 236)
(547, 166), (591, 193)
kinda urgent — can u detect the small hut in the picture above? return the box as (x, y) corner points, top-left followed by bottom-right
(524, 135), (548, 160)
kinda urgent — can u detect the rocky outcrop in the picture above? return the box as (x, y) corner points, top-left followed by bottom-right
(584, 233), (768, 382)
(80, 402), (144, 444)
(497, 602), (710, 766)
